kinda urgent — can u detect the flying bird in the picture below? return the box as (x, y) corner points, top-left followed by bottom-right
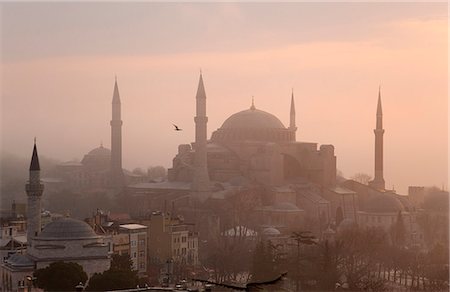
(173, 124), (182, 131)
(192, 272), (287, 291)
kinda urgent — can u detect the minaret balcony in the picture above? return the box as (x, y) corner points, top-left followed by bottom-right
(26, 184), (44, 193)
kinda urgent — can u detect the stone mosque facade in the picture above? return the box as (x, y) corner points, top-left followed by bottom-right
(168, 76), (337, 190)
(131, 75), (420, 245)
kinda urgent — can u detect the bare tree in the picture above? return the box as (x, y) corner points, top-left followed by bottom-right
(351, 173), (372, 185)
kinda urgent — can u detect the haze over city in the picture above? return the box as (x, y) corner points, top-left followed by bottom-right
(0, 2), (449, 292)
(1, 2), (447, 195)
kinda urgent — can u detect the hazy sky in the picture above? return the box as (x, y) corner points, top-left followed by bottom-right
(1, 2), (447, 194)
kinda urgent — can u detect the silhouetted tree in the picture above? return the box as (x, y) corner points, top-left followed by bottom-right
(132, 167), (145, 175)
(335, 206), (344, 226)
(251, 240), (276, 282)
(86, 254), (138, 291)
(390, 211), (406, 246)
(316, 239), (342, 290)
(290, 231), (317, 291)
(337, 226), (387, 290)
(147, 166), (167, 180)
(34, 261), (87, 291)
(351, 173), (372, 185)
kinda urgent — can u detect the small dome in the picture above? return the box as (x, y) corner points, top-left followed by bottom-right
(81, 145), (111, 171)
(87, 145), (111, 156)
(6, 254), (34, 267)
(262, 227), (281, 236)
(221, 108), (285, 129)
(39, 218), (98, 239)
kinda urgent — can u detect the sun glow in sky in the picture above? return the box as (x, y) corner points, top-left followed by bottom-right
(1, 2), (447, 194)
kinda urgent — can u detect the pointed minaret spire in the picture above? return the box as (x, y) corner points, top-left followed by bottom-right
(289, 89), (297, 141)
(192, 72), (210, 200)
(30, 139), (40, 171)
(369, 86), (385, 190)
(112, 77), (121, 104)
(250, 96), (256, 110)
(376, 86), (383, 127)
(110, 77), (124, 189)
(26, 140), (44, 240)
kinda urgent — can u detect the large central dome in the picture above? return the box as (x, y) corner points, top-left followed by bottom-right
(221, 108), (285, 129)
(211, 103), (295, 143)
(39, 218), (98, 240)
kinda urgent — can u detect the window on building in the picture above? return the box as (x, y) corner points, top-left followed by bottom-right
(139, 250), (145, 257)
(182, 236), (187, 243)
(182, 248), (186, 255)
(139, 239), (145, 246)
(131, 240), (136, 247)
(140, 262), (145, 269)
(133, 252), (137, 258)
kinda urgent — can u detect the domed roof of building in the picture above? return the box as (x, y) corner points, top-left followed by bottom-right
(364, 194), (405, 213)
(39, 218), (98, 239)
(87, 145), (111, 156)
(211, 102), (294, 143)
(221, 105), (285, 130)
(81, 144), (111, 171)
(5, 254), (34, 267)
(262, 227), (281, 236)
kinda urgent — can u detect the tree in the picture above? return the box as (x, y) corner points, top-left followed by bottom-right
(251, 240), (276, 282)
(147, 166), (167, 180)
(316, 239), (342, 290)
(34, 261), (87, 291)
(351, 173), (372, 185)
(337, 226), (388, 290)
(335, 206), (344, 226)
(390, 211), (406, 247)
(132, 167), (145, 175)
(86, 254), (138, 291)
(289, 231), (317, 291)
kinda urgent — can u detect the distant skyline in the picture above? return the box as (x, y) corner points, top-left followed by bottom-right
(1, 2), (447, 194)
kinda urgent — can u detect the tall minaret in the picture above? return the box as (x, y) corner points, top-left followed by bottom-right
(191, 72), (210, 199)
(289, 89), (297, 141)
(369, 87), (385, 190)
(110, 77), (124, 188)
(26, 140), (44, 240)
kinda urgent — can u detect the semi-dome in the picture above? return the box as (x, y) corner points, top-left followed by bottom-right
(222, 108), (285, 129)
(39, 218), (98, 239)
(211, 103), (295, 143)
